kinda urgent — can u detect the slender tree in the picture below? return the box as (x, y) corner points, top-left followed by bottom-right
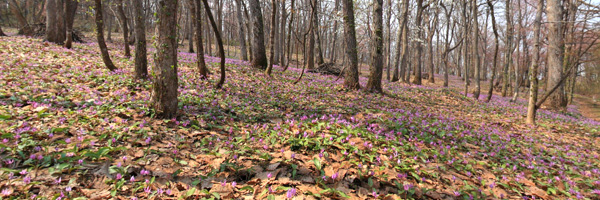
(248, 0), (268, 69)
(191, 0), (209, 77)
(472, 0), (481, 99)
(133, 0), (148, 79)
(94, 0), (117, 71)
(366, 0), (384, 93)
(265, 0), (278, 76)
(235, 0), (248, 61)
(201, 0), (226, 88)
(527, 0), (543, 124)
(502, 0), (513, 97)
(342, 0), (360, 89)
(115, 0), (131, 57)
(64, 0), (78, 49)
(152, 0), (179, 118)
(486, 0), (499, 102)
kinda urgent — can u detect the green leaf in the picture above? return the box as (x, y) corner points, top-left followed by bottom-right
(239, 186), (254, 192)
(0, 115), (11, 120)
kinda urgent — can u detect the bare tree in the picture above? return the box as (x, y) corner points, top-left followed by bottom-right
(544, 0), (565, 109)
(63, 0), (78, 49)
(527, 0), (543, 124)
(366, 0), (384, 93)
(412, 0), (426, 85)
(235, 0), (248, 61)
(472, 0), (481, 99)
(265, 0), (277, 76)
(45, 0), (66, 44)
(485, 0), (499, 102)
(191, 0), (209, 78)
(133, 0), (148, 79)
(501, 0), (513, 97)
(94, 0), (117, 71)
(342, 0), (360, 90)
(249, 0), (268, 69)
(116, 0), (131, 57)
(201, 0), (226, 88)
(152, 0), (179, 118)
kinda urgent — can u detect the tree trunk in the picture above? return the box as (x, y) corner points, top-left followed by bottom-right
(106, 10), (113, 42)
(94, 0), (117, 71)
(187, 13), (194, 53)
(201, 0), (226, 88)
(502, 0), (513, 97)
(313, 0), (324, 65)
(544, 0), (564, 109)
(399, 0), (409, 83)
(249, 0), (268, 69)
(191, 0), (209, 77)
(0, 25), (5, 36)
(265, 0), (277, 75)
(235, 0), (248, 61)
(426, 7), (438, 84)
(366, 0), (384, 92)
(486, 0), (499, 102)
(307, 0), (316, 70)
(329, 0), (340, 63)
(412, 0), (424, 85)
(342, 0), (360, 90)
(133, 0), (148, 79)
(152, 0), (179, 118)
(472, 0), (480, 99)
(9, 0), (33, 36)
(64, 0), (78, 49)
(46, 0), (66, 44)
(116, 0), (131, 57)
(390, 0), (403, 83)
(526, 0), (543, 124)
(278, 0), (287, 65)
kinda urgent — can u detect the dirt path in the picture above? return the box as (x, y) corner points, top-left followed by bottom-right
(574, 95), (600, 122)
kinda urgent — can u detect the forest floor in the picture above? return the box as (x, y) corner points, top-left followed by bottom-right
(1, 35), (600, 200)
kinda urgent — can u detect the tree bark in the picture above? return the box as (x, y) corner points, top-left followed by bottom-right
(0, 25), (5, 36)
(313, 0), (324, 65)
(94, 0), (117, 71)
(133, 0), (148, 79)
(152, 0), (179, 118)
(63, 0), (78, 49)
(9, 0), (33, 36)
(46, 0), (66, 44)
(191, 0), (209, 77)
(472, 0), (481, 99)
(249, 0), (268, 69)
(526, 0), (542, 124)
(486, 0), (499, 102)
(412, 0), (425, 85)
(544, 0), (565, 109)
(502, 0), (513, 97)
(366, 0), (384, 93)
(307, 0), (316, 70)
(116, 0), (131, 57)
(201, 0), (226, 88)
(342, 0), (360, 90)
(265, 0), (278, 75)
(278, 0), (287, 65)
(235, 0), (248, 60)
(399, 0), (409, 83)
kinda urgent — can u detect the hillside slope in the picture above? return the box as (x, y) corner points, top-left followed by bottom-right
(0, 36), (599, 199)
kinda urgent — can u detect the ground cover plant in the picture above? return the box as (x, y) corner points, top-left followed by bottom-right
(1, 36), (599, 200)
